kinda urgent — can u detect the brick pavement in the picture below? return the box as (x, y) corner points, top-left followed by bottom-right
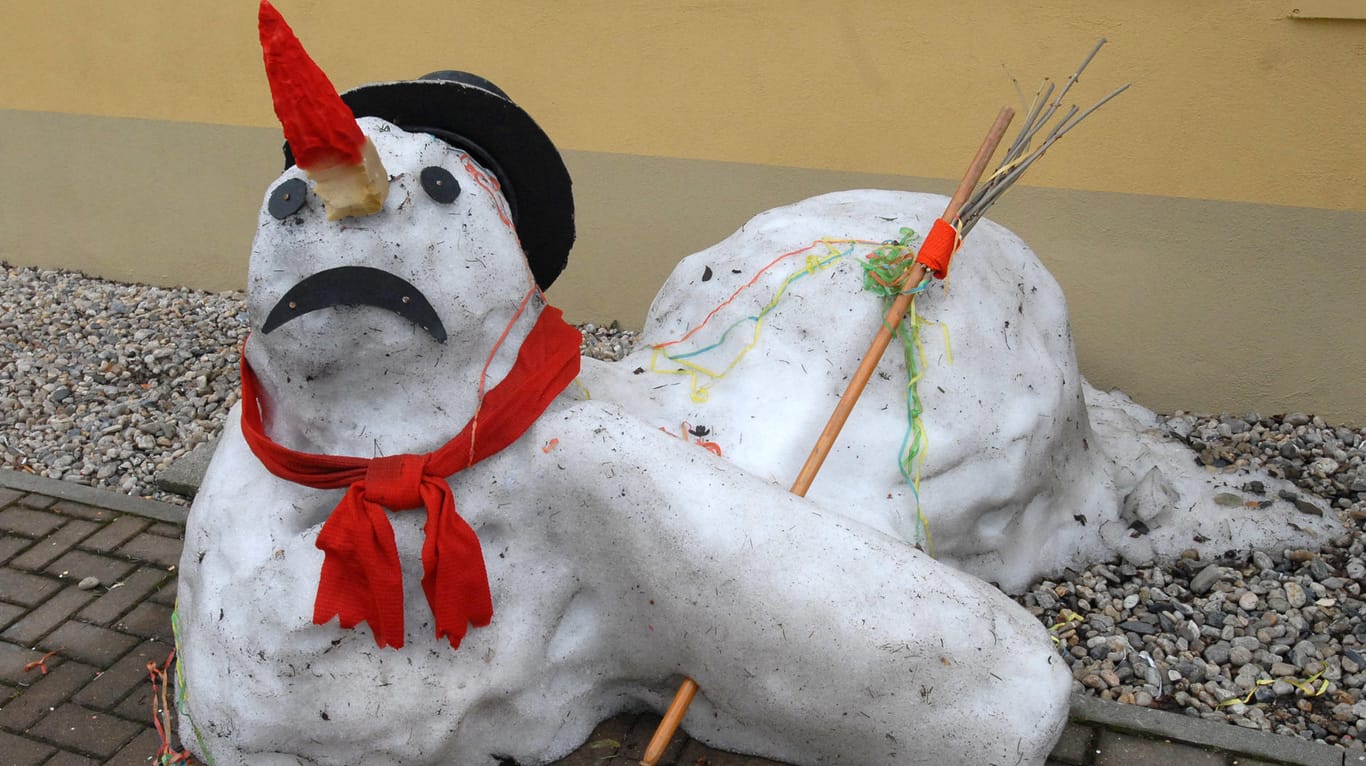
(0, 475), (1355, 765)
(0, 486), (181, 765)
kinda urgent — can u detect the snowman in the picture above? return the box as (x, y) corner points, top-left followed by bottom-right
(176, 3), (1070, 764)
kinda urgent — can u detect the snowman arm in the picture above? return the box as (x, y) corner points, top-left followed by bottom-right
(529, 401), (1069, 764)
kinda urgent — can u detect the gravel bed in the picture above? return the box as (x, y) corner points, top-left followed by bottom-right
(1, 263), (1363, 749)
(1025, 413), (1366, 752)
(0, 265), (248, 502)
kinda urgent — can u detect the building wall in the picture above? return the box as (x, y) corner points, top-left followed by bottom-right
(2, 2), (1363, 423)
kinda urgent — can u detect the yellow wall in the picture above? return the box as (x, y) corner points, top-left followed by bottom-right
(5, 2), (1363, 211)
(2, 2), (1364, 424)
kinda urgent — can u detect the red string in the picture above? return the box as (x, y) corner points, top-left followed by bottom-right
(148, 651), (193, 763)
(653, 239), (881, 352)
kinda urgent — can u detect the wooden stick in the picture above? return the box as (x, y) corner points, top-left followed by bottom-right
(639, 676), (698, 764)
(638, 106), (1015, 766)
(791, 105), (1014, 495)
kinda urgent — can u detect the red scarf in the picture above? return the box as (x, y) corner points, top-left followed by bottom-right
(239, 306), (581, 650)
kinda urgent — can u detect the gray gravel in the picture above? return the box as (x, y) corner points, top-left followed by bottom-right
(1026, 412), (1366, 752)
(2, 263), (1363, 750)
(0, 265), (248, 502)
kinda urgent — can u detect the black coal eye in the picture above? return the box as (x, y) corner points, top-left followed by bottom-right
(420, 166), (461, 204)
(268, 178), (309, 220)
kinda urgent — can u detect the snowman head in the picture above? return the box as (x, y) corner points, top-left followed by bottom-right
(249, 1), (573, 365)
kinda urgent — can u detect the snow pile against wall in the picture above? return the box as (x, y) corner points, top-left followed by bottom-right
(588, 189), (1339, 593)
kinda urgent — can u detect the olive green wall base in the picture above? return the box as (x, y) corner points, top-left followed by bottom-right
(0, 109), (278, 290)
(989, 188), (1365, 430)
(560, 152), (1366, 426)
(3, 109), (1362, 424)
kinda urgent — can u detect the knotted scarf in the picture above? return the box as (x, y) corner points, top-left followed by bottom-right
(239, 306), (582, 649)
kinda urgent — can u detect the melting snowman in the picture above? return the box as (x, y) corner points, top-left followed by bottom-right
(175, 3), (1069, 764)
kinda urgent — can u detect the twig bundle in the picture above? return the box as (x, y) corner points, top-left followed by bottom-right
(957, 39), (1131, 237)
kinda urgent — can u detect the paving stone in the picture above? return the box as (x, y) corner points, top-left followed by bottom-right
(77, 516), (148, 554)
(615, 713), (663, 760)
(40, 621), (139, 667)
(147, 522), (183, 539)
(47, 501), (111, 522)
(676, 738), (786, 764)
(8, 520), (99, 572)
(0, 488), (22, 508)
(78, 567), (171, 626)
(0, 728), (56, 766)
(27, 702), (141, 759)
(116, 533), (181, 569)
(0, 568), (64, 607)
(105, 727), (170, 766)
(111, 601), (174, 641)
(550, 714), (637, 765)
(72, 639), (169, 712)
(644, 720), (691, 766)
(149, 575), (179, 607)
(40, 750), (99, 765)
(43, 549), (137, 586)
(0, 602), (24, 631)
(0, 641), (66, 685)
(1050, 722), (1096, 764)
(0, 534), (34, 565)
(1, 587), (97, 646)
(17, 494), (57, 510)
(605, 713), (762, 766)
(0, 660), (98, 732)
(0, 507), (64, 537)
(1093, 729), (1226, 766)
(111, 677), (156, 723)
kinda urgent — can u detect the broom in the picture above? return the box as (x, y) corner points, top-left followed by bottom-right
(640, 41), (1128, 765)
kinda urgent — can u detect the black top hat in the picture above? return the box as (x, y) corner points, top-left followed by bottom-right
(282, 71), (575, 291)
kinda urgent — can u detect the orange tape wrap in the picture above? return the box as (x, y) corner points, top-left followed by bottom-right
(914, 219), (961, 280)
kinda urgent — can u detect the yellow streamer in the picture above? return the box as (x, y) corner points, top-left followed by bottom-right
(1216, 668), (1329, 707)
(1047, 610), (1084, 646)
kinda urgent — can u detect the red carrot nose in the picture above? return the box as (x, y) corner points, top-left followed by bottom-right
(259, 0), (363, 171)
(258, 0), (388, 219)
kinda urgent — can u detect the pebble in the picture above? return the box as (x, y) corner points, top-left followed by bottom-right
(1190, 564), (1223, 595)
(7, 266), (1366, 752)
(1285, 581), (1308, 608)
(77, 576), (100, 590)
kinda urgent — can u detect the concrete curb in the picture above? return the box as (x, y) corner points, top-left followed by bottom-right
(0, 468), (188, 525)
(1069, 692), (1351, 765)
(154, 438), (217, 499)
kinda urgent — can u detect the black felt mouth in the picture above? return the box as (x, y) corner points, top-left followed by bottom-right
(261, 266), (447, 343)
